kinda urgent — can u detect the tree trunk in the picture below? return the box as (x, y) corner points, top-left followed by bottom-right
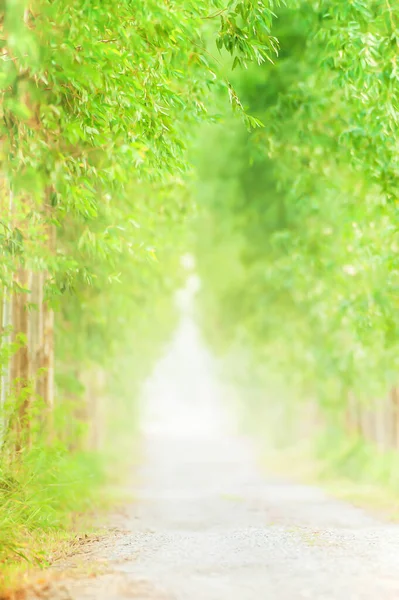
(40, 219), (56, 437)
(345, 391), (361, 435)
(11, 267), (30, 451)
(0, 186), (14, 445)
(391, 387), (399, 449)
(0, 290), (12, 445)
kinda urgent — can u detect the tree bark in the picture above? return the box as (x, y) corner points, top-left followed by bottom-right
(40, 219), (56, 437)
(11, 267), (30, 451)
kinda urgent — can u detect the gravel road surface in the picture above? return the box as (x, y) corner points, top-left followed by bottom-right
(34, 288), (399, 599)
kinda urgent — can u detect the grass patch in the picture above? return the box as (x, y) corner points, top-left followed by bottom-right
(0, 441), (107, 596)
(261, 429), (399, 520)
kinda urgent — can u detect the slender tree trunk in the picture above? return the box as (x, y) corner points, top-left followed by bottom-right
(28, 272), (38, 384)
(391, 387), (399, 450)
(41, 221), (56, 414)
(346, 391), (363, 437)
(0, 187), (14, 445)
(11, 267), (30, 451)
(35, 271), (45, 400)
(0, 290), (12, 445)
(41, 292), (55, 410)
(35, 212), (56, 444)
(374, 396), (387, 451)
(359, 401), (373, 443)
(88, 367), (106, 451)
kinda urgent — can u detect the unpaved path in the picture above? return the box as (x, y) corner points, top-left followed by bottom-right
(34, 293), (399, 599)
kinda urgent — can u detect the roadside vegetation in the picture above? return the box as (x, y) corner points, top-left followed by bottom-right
(0, 0), (278, 591)
(195, 1), (399, 501)
(3, 0), (399, 589)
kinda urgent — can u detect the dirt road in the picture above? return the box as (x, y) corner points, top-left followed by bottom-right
(37, 294), (399, 599)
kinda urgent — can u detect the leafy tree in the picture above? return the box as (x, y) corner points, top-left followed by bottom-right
(195, 1), (399, 446)
(0, 0), (280, 576)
